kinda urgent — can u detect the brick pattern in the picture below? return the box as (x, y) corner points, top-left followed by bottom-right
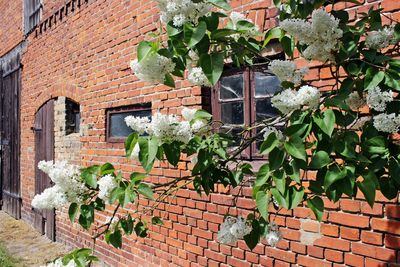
(1, 0), (399, 266)
(0, 0), (24, 56)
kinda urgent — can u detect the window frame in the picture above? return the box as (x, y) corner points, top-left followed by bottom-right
(25, 0), (42, 34)
(106, 103), (151, 143)
(211, 66), (281, 159)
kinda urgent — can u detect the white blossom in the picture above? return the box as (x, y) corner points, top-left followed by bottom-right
(261, 126), (284, 141)
(131, 143), (140, 160)
(229, 11), (246, 25)
(373, 113), (400, 133)
(124, 116), (150, 135)
(365, 26), (396, 50)
(41, 259), (77, 267)
(346, 92), (365, 110)
(269, 60), (308, 86)
(217, 216), (252, 244)
(32, 186), (67, 210)
(265, 223), (282, 247)
(297, 85), (321, 109)
(98, 174), (118, 202)
(130, 53), (175, 84)
(148, 113), (193, 143)
(191, 119), (209, 135)
(156, 0), (211, 27)
(32, 161), (86, 210)
(366, 86), (393, 112)
(280, 9), (343, 62)
(188, 67), (211, 86)
(229, 11), (260, 40)
(182, 107), (197, 121)
(271, 85), (320, 114)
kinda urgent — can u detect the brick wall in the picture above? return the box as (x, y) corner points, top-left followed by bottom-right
(2, 0), (400, 266)
(0, 0), (24, 57)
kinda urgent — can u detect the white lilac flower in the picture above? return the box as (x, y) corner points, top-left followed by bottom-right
(32, 186), (67, 210)
(261, 126), (284, 141)
(32, 161), (86, 210)
(124, 116), (150, 135)
(365, 26), (396, 50)
(98, 174), (118, 202)
(131, 142), (140, 160)
(191, 119), (209, 135)
(269, 60), (308, 86)
(271, 86), (320, 114)
(280, 9), (343, 62)
(156, 0), (211, 27)
(297, 85), (321, 109)
(188, 67), (211, 86)
(130, 53), (175, 84)
(366, 86), (393, 112)
(41, 258), (77, 267)
(265, 223), (282, 247)
(182, 107), (197, 121)
(346, 92), (365, 110)
(217, 216), (252, 244)
(229, 11), (260, 40)
(373, 113), (400, 133)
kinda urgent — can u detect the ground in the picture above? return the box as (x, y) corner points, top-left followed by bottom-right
(0, 211), (69, 267)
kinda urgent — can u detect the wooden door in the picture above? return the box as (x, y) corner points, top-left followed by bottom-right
(0, 55), (21, 219)
(33, 99), (55, 240)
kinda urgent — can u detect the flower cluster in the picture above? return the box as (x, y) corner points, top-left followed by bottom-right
(229, 11), (260, 40)
(41, 259), (76, 267)
(156, 0), (211, 27)
(188, 67), (211, 86)
(271, 85), (320, 114)
(130, 53), (175, 84)
(345, 92), (365, 110)
(125, 108), (208, 144)
(97, 174), (118, 202)
(261, 126), (284, 141)
(373, 113), (400, 133)
(280, 9), (343, 62)
(269, 60), (309, 86)
(365, 26), (396, 50)
(217, 216), (252, 244)
(32, 161), (86, 210)
(265, 223), (282, 247)
(366, 86), (393, 112)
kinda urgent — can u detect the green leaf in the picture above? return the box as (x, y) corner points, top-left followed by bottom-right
(211, 29), (238, 39)
(263, 28), (282, 47)
(288, 186), (304, 209)
(324, 165), (347, 190)
(125, 132), (139, 158)
(310, 151), (331, 169)
(256, 191), (269, 220)
(68, 203), (79, 222)
(271, 188), (288, 209)
(357, 178), (376, 208)
(137, 41), (153, 62)
(167, 22), (182, 37)
(194, 109), (212, 120)
(130, 172), (146, 184)
(379, 178), (398, 200)
(138, 183), (154, 200)
(199, 52), (224, 85)
(244, 219), (260, 250)
(162, 141), (181, 166)
(364, 136), (388, 155)
(281, 36), (294, 57)
(134, 221), (148, 237)
(164, 73), (175, 88)
(109, 230), (122, 249)
(81, 166), (100, 189)
(100, 163), (114, 176)
(313, 110), (336, 137)
(269, 148), (285, 171)
(284, 137), (307, 162)
(260, 133), (279, 155)
(307, 196), (324, 221)
(120, 215), (134, 235)
(365, 68), (384, 90)
(78, 205), (94, 230)
(207, 0), (231, 10)
(151, 216), (164, 225)
(255, 164), (270, 187)
(184, 21), (207, 48)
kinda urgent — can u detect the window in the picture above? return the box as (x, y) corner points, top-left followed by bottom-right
(211, 67), (281, 158)
(106, 103), (151, 143)
(25, 0), (42, 34)
(65, 99), (80, 135)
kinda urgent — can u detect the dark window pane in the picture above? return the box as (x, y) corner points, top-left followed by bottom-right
(255, 72), (281, 97)
(256, 98), (279, 122)
(220, 74), (244, 100)
(66, 99), (80, 135)
(221, 102), (244, 124)
(110, 109), (151, 137)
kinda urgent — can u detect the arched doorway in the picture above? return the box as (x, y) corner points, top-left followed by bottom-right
(33, 99), (55, 240)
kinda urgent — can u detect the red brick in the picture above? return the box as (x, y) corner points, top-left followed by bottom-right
(385, 234), (400, 249)
(325, 249), (344, 263)
(386, 205), (400, 219)
(204, 250), (226, 263)
(265, 248), (296, 263)
(360, 202), (383, 216)
(329, 212), (369, 228)
(340, 227), (360, 241)
(366, 257), (390, 267)
(344, 254), (364, 267)
(371, 218), (400, 235)
(227, 257), (251, 267)
(291, 242), (306, 254)
(340, 199), (361, 213)
(297, 255), (332, 267)
(352, 243), (396, 261)
(382, 0), (400, 11)
(308, 246), (324, 258)
(314, 236), (350, 251)
(361, 231), (383, 245)
(321, 224), (339, 237)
